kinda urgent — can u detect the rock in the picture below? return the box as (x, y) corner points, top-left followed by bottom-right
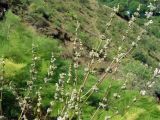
(0, 0), (9, 20)
(35, 19), (50, 28)
(116, 12), (130, 21)
(46, 27), (71, 42)
(155, 90), (160, 103)
(28, 14), (72, 43)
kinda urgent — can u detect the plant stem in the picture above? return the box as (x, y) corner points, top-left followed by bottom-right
(90, 106), (100, 120)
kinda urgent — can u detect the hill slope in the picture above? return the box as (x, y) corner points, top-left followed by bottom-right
(10, 0), (160, 66)
(0, 0), (160, 119)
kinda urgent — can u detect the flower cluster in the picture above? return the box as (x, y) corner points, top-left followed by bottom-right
(28, 44), (39, 89)
(44, 52), (57, 83)
(113, 4), (119, 13)
(54, 73), (66, 102)
(36, 90), (42, 113)
(99, 97), (108, 109)
(153, 64), (160, 78)
(67, 64), (72, 84)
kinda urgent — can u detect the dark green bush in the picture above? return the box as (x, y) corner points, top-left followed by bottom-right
(2, 89), (20, 119)
(133, 51), (147, 63)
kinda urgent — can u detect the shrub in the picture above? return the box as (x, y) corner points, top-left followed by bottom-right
(133, 51), (147, 63)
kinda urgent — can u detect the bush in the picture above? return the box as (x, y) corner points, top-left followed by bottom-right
(2, 89), (20, 119)
(133, 51), (147, 64)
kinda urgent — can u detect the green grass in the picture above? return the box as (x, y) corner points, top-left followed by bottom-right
(0, 11), (61, 63)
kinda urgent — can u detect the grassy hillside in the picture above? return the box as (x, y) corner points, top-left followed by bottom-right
(0, 0), (160, 119)
(99, 0), (160, 40)
(14, 0), (160, 66)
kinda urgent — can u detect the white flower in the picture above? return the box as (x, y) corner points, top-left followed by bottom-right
(63, 112), (69, 119)
(47, 108), (52, 113)
(146, 81), (155, 88)
(27, 81), (33, 86)
(37, 108), (40, 113)
(122, 36), (126, 41)
(50, 101), (54, 106)
(89, 50), (99, 58)
(110, 13), (115, 18)
(131, 15), (136, 22)
(121, 84), (126, 90)
(148, 84), (153, 88)
(154, 68), (160, 77)
(68, 72), (72, 77)
(74, 63), (79, 68)
(140, 90), (146, 96)
(55, 83), (60, 91)
(44, 77), (49, 83)
(0, 76), (3, 81)
(106, 22), (111, 27)
(133, 97), (137, 102)
(37, 102), (41, 107)
(144, 20), (153, 26)
(105, 67), (112, 73)
(84, 67), (89, 72)
(127, 105), (130, 108)
(115, 110), (119, 114)
(34, 57), (39, 60)
(103, 97), (108, 102)
(57, 116), (64, 120)
(100, 34), (106, 40)
(60, 73), (66, 79)
(134, 12), (140, 17)
(113, 4), (119, 12)
(99, 102), (106, 108)
(75, 51), (81, 57)
(22, 115), (28, 120)
(137, 4), (141, 11)
(147, 3), (156, 11)
(92, 85), (99, 92)
(118, 46), (122, 51)
(105, 115), (111, 120)
(131, 42), (137, 47)
(137, 36), (141, 41)
(113, 93), (120, 98)
(145, 12), (153, 19)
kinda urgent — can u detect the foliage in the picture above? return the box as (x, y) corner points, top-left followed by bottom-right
(0, 1), (160, 120)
